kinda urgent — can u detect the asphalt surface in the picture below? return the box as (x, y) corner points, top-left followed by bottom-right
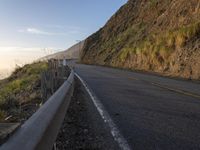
(56, 78), (119, 150)
(70, 62), (200, 150)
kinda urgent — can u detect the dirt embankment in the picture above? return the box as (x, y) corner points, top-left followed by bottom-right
(81, 0), (200, 80)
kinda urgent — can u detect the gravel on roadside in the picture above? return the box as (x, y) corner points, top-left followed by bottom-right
(55, 78), (120, 150)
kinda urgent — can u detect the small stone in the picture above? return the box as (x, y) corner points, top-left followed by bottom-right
(83, 129), (88, 134)
(115, 113), (120, 116)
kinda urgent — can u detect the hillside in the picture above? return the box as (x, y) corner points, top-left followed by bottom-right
(81, 0), (200, 80)
(0, 62), (47, 122)
(41, 41), (84, 60)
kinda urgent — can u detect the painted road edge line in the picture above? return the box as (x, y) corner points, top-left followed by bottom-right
(75, 73), (132, 150)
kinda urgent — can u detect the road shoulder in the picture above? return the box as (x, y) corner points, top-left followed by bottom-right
(56, 77), (120, 150)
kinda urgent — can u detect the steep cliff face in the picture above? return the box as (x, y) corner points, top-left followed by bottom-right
(81, 0), (200, 79)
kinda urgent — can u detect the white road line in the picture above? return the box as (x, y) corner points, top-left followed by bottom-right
(75, 73), (132, 150)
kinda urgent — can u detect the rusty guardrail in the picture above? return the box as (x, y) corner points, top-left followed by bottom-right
(0, 70), (74, 150)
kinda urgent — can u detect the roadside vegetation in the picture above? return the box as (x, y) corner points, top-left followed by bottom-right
(0, 62), (48, 122)
(118, 21), (200, 63)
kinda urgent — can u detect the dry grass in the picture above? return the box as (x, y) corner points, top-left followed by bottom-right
(117, 21), (200, 64)
(0, 62), (48, 121)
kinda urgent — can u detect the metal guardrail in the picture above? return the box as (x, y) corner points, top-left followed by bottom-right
(0, 70), (75, 150)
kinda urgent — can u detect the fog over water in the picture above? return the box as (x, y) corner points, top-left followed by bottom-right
(0, 47), (56, 79)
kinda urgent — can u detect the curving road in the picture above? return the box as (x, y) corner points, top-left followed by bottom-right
(70, 62), (200, 150)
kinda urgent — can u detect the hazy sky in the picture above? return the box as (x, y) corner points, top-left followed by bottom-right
(0, 0), (127, 71)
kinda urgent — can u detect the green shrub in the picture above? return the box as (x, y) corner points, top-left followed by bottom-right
(149, 0), (157, 8)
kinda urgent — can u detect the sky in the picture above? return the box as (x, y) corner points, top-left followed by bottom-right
(0, 0), (127, 76)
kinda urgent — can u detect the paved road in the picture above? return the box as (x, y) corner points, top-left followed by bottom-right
(71, 63), (200, 150)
